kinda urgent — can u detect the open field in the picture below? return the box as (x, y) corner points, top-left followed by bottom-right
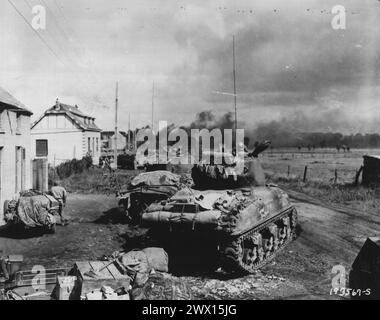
(262, 148), (377, 183)
(262, 148), (380, 213)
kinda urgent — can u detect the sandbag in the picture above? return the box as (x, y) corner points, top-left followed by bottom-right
(120, 250), (150, 286)
(120, 247), (169, 287)
(141, 247), (169, 273)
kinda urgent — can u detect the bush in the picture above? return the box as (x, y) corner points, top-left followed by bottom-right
(58, 167), (135, 194)
(117, 154), (135, 170)
(54, 155), (93, 179)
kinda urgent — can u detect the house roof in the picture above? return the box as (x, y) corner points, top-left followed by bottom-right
(32, 101), (101, 131)
(101, 130), (128, 138)
(0, 87), (33, 115)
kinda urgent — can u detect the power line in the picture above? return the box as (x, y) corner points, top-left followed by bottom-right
(9, 0), (96, 112)
(52, 0), (98, 72)
(49, 0), (105, 101)
(40, 0), (71, 42)
(26, 0), (91, 80)
(23, 0), (101, 106)
(7, 0), (66, 66)
(232, 35), (237, 133)
(52, 0), (90, 64)
(10, 0), (106, 114)
(23, 0), (77, 66)
(39, 0), (88, 70)
(22, 0), (94, 92)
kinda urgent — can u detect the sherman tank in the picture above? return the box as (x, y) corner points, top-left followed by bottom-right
(117, 170), (192, 223)
(122, 142), (298, 273)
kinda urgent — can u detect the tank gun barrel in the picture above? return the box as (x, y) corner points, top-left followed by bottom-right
(248, 140), (271, 158)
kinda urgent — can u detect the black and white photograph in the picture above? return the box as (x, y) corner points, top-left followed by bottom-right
(0, 0), (380, 306)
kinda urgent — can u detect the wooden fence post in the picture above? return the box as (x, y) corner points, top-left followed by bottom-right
(354, 166), (363, 185)
(334, 168), (338, 184)
(303, 165), (308, 182)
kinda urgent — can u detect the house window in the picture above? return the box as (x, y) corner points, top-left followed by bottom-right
(15, 147), (20, 193)
(0, 147), (2, 208)
(0, 111), (3, 132)
(16, 114), (22, 134)
(96, 138), (99, 152)
(88, 137), (91, 153)
(36, 139), (48, 157)
(21, 147), (25, 191)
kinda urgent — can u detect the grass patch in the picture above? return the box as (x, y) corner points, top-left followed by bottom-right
(54, 167), (136, 194)
(267, 171), (380, 211)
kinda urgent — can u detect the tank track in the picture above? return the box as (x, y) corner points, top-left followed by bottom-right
(220, 206), (298, 274)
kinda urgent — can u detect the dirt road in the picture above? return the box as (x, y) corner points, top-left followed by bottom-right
(1, 191), (379, 300)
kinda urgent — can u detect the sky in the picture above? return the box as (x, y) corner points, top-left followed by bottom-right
(0, 0), (380, 133)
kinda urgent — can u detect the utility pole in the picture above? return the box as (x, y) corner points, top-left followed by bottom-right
(134, 128), (137, 151)
(151, 81), (155, 132)
(128, 113), (131, 150)
(113, 82), (119, 169)
(232, 35), (237, 134)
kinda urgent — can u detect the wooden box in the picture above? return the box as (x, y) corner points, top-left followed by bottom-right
(56, 276), (77, 300)
(71, 261), (131, 300)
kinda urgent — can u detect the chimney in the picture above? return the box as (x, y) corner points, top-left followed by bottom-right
(55, 98), (60, 110)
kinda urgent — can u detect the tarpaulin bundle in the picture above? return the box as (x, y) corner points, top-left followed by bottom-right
(142, 190), (256, 231)
(130, 171), (181, 187)
(19, 189), (43, 197)
(16, 194), (58, 228)
(142, 210), (221, 228)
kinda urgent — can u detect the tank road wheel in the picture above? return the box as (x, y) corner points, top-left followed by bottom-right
(257, 247), (264, 262)
(263, 237), (273, 257)
(250, 247), (258, 264)
(276, 216), (290, 245)
(221, 238), (243, 273)
(262, 224), (278, 258)
(220, 207), (298, 274)
(242, 234), (260, 266)
(243, 248), (253, 265)
(290, 208), (298, 238)
(251, 233), (262, 265)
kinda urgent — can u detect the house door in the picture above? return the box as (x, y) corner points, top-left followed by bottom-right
(21, 147), (26, 191)
(0, 147), (2, 213)
(15, 146), (21, 193)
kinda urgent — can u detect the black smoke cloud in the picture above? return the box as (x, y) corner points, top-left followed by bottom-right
(177, 106), (380, 149)
(160, 0), (380, 131)
(187, 110), (235, 130)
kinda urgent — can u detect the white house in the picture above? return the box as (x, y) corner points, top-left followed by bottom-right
(31, 99), (102, 166)
(101, 130), (132, 152)
(0, 87), (33, 223)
